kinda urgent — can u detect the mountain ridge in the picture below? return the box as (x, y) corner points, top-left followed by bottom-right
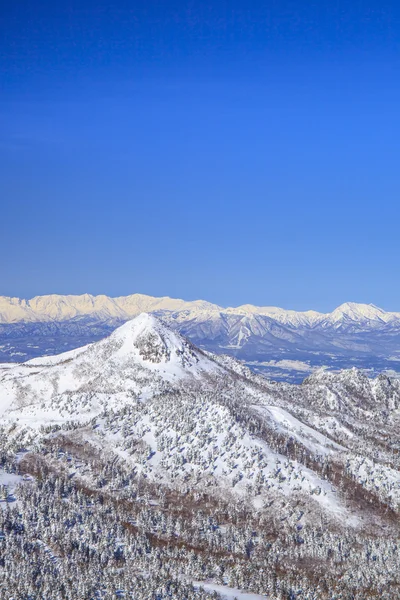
(1, 292), (399, 326)
(2, 294), (400, 383)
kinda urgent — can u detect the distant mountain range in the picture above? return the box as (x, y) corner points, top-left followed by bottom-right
(1, 293), (400, 381)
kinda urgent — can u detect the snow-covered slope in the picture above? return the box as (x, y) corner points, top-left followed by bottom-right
(0, 313), (371, 522)
(0, 313), (222, 419)
(2, 314), (400, 598)
(2, 314), (400, 517)
(319, 302), (399, 328)
(228, 304), (324, 327)
(301, 367), (400, 412)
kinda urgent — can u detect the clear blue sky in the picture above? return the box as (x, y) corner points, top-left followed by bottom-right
(1, 1), (400, 311)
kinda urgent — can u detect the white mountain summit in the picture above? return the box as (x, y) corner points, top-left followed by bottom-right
(325, 301), (396, 324)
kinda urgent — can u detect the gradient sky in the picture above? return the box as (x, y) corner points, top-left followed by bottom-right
(1, 1), (400, 311)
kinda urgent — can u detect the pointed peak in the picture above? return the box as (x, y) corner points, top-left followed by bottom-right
(108, 312), (202, 366)
(114, 312), (164, 335)
(110, 312), (167, 345)
(329, 302), (386, 322)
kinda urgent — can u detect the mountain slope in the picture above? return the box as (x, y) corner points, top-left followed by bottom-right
(0, 314), (347, 516)
(2, 314), (400, 515)
(2, 314), (400, 598)
(0, 313), (222, 421)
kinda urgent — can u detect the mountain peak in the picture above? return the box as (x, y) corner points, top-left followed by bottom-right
(114, 311), (162, 336)
(0, 313), (223, 419)
(328, 302), (386, 323)
(112, 311), (178, 348)
(99, 312), (207, 369)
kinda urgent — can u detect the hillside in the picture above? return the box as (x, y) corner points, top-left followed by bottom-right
(1, 314), (400, 598)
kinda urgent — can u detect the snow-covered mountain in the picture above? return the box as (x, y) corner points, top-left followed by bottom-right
(0, 314), (222, 420)
(1, 294), (400, 382)
(0, 293), (221, 323)
(0, 314), (348, 515)
(2, 313), (400, 514)
(3, 312), (400, 511)
(2, 293), (400, 327)
(2, 314), (400, 598)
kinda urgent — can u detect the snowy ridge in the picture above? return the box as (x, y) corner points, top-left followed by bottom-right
(3, 295), (400, 379)
(1, 293), (399, 328)
(0, 293), (222, 323)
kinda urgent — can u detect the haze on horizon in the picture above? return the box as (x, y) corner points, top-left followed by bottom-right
(1, 0), (400, 312)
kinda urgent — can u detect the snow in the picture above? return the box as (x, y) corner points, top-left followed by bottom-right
(248, 359), (316, 373)
(0, 313), (353, 521)
(257, 405), (347, 456)
(0, 471), (23, 510)
(0, 293), (223, 323)
(1, 311), (397, 526)
(0, 313), (223, 419)
(229, 304), (324, 327)
(0, 471), (22, 487)
(25, 345), (89, 366)
(1, 293), (400, 332)
(325, 302), (395, 325)
(193, 581), (267, 599)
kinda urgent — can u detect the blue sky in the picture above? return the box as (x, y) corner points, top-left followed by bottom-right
(1, 1), (400, 311)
